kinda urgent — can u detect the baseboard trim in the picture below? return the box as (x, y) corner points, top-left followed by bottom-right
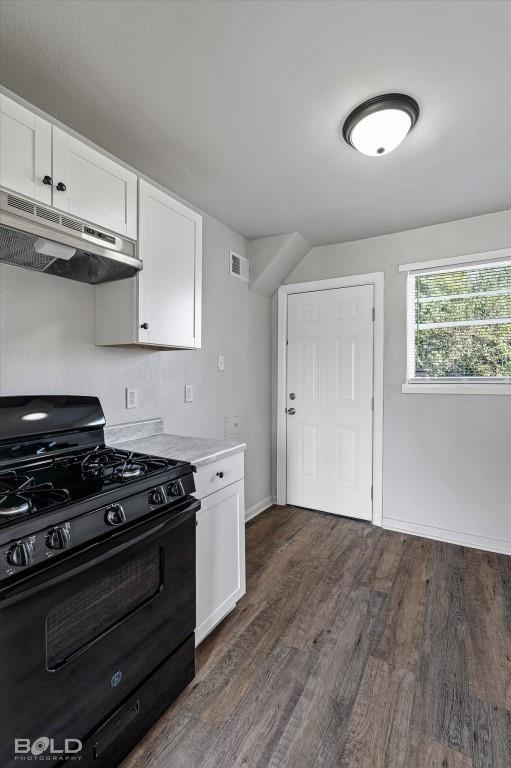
(382, 517), (511, 556)
(245, 496), (276, 523)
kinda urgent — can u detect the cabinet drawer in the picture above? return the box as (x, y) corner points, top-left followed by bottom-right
(194, 452), (244, 499)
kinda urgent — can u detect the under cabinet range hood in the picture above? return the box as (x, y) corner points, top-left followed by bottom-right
(0, 191), (142, 284)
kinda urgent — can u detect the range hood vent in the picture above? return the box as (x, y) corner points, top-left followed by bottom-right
(0, 191), (142, 284)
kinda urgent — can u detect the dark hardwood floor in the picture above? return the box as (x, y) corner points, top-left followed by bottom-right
(123, 506), (511, 768)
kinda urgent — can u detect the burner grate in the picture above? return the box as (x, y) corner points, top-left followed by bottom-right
(0, 471), (70, 517)
(74, 447), (172, 484)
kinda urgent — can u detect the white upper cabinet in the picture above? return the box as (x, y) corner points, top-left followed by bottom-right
(52, 127), (137, 238)
(137, 180), (202, 348)
(0, 94), (52, 205)
(96, 180), (202, 349)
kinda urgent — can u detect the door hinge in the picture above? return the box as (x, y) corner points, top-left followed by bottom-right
(372, 306), (376, 321)
(371, 486), (373, 500)
(371, 396), (374, 411)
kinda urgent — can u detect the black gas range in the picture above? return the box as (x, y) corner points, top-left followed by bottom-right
(0, 395), (198, 767)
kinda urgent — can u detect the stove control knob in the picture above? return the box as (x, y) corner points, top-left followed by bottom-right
(46, 526), (71, 550)
(167, 480), (185, 497)
(8, 540), (35, 567)
(149, 488), (165, 506)
(105, 504), (126, 527)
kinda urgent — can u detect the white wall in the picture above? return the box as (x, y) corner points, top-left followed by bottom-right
(0, 213), (272, 512)
(283, 209), (511, 554)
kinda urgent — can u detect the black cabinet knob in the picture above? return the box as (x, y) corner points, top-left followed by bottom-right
(140, 322), (149, 330)
(216, 471), (224, 478)
(46, 526), (71, 550)
(42, 175), (53, 186)
(7, 540), (35, 567)
(56, 181), (66, 192)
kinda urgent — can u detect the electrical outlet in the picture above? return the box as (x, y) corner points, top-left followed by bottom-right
(224, 412), (240, 439)
(126, 388), (138, 409)
(185, 384), (193, 403)
(217, 354), (225, 372)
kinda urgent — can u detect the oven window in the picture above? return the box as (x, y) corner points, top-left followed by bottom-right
(46, 547), (161, 669)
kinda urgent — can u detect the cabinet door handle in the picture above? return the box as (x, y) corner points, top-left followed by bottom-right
(56, 181), (67, 192)
(216, 471), (224, 478)
(140, 323), (149, 330)
(43, 175), (53, 186)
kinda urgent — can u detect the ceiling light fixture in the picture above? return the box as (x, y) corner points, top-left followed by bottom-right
(342, 93), (419, 157)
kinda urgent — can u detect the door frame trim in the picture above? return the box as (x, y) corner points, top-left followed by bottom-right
(277, 272), (384, 526)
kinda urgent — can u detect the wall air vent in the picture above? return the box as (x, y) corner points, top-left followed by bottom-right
(7, 194), (34, 214)
(229, 250), (249, 282)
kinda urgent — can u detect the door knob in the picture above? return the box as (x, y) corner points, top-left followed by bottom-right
(289, 392), (296, 400)
(140, 322), (149, 330)
(287, 408), (296, 415)
(56, 181), (66, 192)
(42, 175), (53, 186)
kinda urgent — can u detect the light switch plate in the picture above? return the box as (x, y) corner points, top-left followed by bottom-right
(217, 354), (225, 372)
(126, 388), (138, 409)
(185, 384), (193, 403)
(224, 412), (240, 439)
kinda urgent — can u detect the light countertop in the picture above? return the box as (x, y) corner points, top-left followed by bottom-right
(106, 419), (245, 468)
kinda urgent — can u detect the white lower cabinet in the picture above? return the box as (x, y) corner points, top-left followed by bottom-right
(195, 457), (246, 646)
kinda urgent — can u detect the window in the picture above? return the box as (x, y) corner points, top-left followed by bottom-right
(404, 258), (511, 392)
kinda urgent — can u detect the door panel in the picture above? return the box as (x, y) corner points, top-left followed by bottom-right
(286, 285), (374, 520)
(195, 480), (245, 645)
(138, 180), (202, 348)
(0, 94), (52, 204)
(52, 126), (137, 237)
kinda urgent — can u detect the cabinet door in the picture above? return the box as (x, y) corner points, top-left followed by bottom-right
(138, 180), (202, 348)
(195, 480), (246, 645)
(52, 126), (137, 237)
(0, 94), (52, 204)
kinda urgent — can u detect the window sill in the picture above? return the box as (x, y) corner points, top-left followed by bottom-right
(402, 382), (511, 395)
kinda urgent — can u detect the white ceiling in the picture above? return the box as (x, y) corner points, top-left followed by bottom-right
(0, 0), (510, 246)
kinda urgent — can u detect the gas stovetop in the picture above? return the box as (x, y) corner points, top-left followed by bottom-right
(0, 446), (188, 523)
(0, 396), (197, 583)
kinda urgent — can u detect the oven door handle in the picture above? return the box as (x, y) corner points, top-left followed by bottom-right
(0, 498), (200, 605)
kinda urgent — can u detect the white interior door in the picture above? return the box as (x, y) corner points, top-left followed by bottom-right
(0, 94), (52, 204)
(286, 285), (374, 520)
(52, 126), (137, 237)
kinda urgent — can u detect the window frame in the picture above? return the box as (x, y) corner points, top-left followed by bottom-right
(401, 249), (511, 395)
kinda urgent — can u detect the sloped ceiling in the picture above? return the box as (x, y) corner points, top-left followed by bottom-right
(0, 0), (510, 246)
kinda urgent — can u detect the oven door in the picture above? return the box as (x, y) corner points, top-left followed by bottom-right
(0, 498), (198, 767)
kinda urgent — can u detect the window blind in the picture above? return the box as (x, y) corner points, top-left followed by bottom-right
(408, 262), (511, 380)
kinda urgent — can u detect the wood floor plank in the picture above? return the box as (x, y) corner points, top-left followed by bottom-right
(409, 736), (473, 768)
(336, 656), (415, 768)
(122, 508), (511, 768)
(274, 588), (386, 768)
(184, 513), (341, 726)
(412, 543), (471, 755)
(373, 536), (432, 673)
(469, 696), (511, 768)
(465, 549), (511, 710)
(122, 712), (232, 768)
(282, 518), (376, 651)
(359, 529), (407, 593)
